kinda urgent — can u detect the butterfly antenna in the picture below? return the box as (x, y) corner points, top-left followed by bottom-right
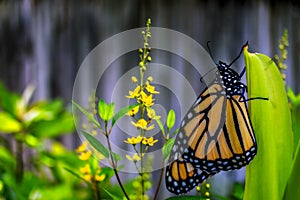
(228, 41), (248, 67)
(207, 41), (217, 65)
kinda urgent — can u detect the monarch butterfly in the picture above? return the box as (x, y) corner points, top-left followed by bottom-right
(165, 42), (267, 195)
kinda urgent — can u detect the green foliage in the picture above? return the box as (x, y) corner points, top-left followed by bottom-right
(231, 182), (244, 200)
(244, 47), (293, 200)
(165, 196), (208, 200)
(0, 112), (22, 133)
(162, 138), (175, 160)
(284, 140), (300, 200)
(81, 130), (122, 161)
(72, 100), (102, 130)
(98, 99), (115, 123)
(112, 103), (140, 127)
(0, 82), (80, 200)
(287, 88), (300, 153)
(166, 109), (176, 131)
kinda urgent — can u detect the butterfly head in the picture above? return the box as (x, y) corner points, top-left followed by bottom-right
(215, 61), (243, 96)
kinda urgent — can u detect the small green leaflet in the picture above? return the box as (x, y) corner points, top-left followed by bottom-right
(166, 109), (176, 130)
(98, 99), (115, 122)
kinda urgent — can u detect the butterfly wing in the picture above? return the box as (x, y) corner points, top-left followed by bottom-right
(183, 94), (257, 172)
(165, 83), (225, 194)
(165, 159), (214, 194)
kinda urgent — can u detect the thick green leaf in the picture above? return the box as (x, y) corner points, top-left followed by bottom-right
(112, 103), (139, 127)
(166, 109), (176, 130)
(0, 112), (22, 133)
(244, 47), (293, 200)
(284, 140), (300, 200)
(287, 88), (300, 153)
(162, 138), (175, 160)
(72, 100), (102, 130)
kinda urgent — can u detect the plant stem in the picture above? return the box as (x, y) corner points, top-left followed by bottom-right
(105, 124), (130, 200)
(139, 131), (145, 199)
(15, 139), (24, 182)
(92, 179), (101, 200)
(153, 162), (165, 200)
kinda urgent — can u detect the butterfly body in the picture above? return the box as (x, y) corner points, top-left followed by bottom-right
(166, 44), (260, 195)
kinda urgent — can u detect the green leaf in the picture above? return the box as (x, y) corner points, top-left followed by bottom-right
(287, 88), (300, 153)
(232, 182), (244, 200)
(165, 196), (208, 200)
(166, 109), (176, 130)
(81, 130), (110, 158)
(16, 84), (35, 117)
(64, 168), (90, 185)
(0, 82), (20, 116)
(0, 112), (22, 133)
(284, 140), (300, 200)
(155, 117), (165, 137)
(106, 102), (115, 121)
(162, 138), (175, 160)
(31, 112), (74, 138)
(72, 100), (102, 130)
(80, 130), (122, 162)
(243, 47), (293, 200)
(103, 188), (121, 200)
(98, 99), (108, 121)
(171, 128), (180, 137)
(112, 103), (139, 127)
(23, 100), (63, 124)
(0, 146), (15, 168)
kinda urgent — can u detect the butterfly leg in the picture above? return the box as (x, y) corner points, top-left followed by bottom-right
(238, 87), (268, 102)
(239, 67), (246, 78)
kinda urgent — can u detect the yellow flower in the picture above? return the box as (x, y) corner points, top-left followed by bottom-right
(83, 174), (92, 182)
(138, 91), (154, 107)
(78, 151), (92, 160)
(124, 135), (143, 145)
(146, 137), (158, 146)
(76, 142), (92, 160)
(147, 76), (153, 82)
(79, 164), (91, 174)
(131, 119), (154, 130)
(145, 82), (159, 94)
(126, 86), (141, 98)
(131, 76), (138, 83)
(147, 108), (160, 120)
(126, 153), (142, 162)
(95, 174), (106, 182)
(127, 106), (139, 116)
(76, 142), (87, 153)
